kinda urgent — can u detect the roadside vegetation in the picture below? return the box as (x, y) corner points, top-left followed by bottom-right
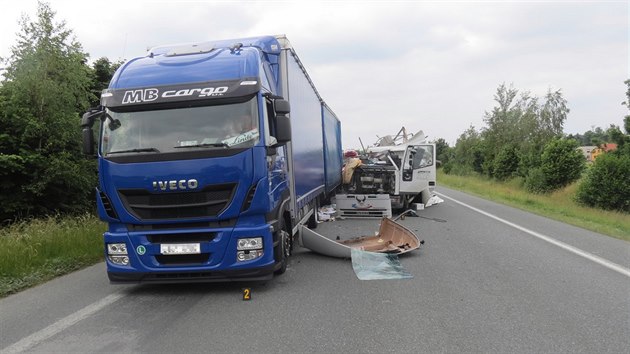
(437, 170), (630, 241)
(0, 214), (105, 297)
(0, 2), (122, 223)
(433, 81), (630, 241)
(0, 4), (115, 297)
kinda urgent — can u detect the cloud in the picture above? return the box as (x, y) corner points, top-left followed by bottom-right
(1, 0), (627, 147)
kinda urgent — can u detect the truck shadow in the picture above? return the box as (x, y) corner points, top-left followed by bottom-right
(119, 279), (274, 297)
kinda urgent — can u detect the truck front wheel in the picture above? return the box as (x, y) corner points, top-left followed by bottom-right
(274, 217), (291, 275)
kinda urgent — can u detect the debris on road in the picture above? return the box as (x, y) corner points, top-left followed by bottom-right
(300, 217), (423, 258)
(351, 249), (413, 280)
(317, 205), (337, 222)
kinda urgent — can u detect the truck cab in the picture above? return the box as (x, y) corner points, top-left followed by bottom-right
(81, 36), (309, 282)
(343, 143), (436, 210)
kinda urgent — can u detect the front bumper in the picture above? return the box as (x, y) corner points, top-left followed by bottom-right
(103, 220), (276, 283)
(107, 263), (275, 283)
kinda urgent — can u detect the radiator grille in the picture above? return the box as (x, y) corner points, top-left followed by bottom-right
(118, 183), (236, 220)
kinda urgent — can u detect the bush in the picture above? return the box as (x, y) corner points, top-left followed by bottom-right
(576, 153), (630, 212)
(524, 167), (548, 193)
(540, 138), (585, 190)
(523, 139), (585, 193)
(493, 145), (520, 181)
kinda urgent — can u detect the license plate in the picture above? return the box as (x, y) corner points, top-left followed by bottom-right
(160, 243), (200, 255)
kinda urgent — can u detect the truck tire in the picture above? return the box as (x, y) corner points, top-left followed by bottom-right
(274, 217), (291, 275)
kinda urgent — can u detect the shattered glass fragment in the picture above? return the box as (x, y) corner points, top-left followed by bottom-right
(351, 248), (413, 280)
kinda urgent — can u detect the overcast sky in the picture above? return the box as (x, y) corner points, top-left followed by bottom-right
(1, 0), (628, 147)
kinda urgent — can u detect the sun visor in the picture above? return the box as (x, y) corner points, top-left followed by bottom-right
(101, 79), (260, 109)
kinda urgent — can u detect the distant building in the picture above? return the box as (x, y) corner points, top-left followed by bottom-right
(577, 146), (597, 162)
(591, 143), (618, 160)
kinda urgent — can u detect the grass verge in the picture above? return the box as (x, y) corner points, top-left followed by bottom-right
(437, 170), (630, 242)
(0, 214), (106, 298)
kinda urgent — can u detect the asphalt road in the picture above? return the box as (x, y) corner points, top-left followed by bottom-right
(1, 186), (629, 353)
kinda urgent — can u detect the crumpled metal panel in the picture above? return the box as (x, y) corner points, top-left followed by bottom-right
(299, 218), (421, 258)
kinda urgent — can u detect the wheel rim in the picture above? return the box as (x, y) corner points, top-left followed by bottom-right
(281, 230), (291, 258)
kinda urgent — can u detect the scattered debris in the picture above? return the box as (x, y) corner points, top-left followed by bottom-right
(317, 205), (337, 222)
(351, 249), (413, 280)
(300, 217), (423, 258)
(425, 195), (444, 207)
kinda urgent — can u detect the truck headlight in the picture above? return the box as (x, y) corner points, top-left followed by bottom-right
(107, 243), (128, 255)
(237, 250), (264, 262)
(107, 243), (129, 265)
(237, 237), (263, 250)
(108, 255), (130, 266)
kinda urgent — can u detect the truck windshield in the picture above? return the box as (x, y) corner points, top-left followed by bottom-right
(102, 97), (259, 156)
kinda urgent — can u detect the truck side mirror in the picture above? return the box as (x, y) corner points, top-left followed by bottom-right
(272, 99), (291, 145)
(274, 99), (290, 115)
(82, 127), (95, 156)
(80, 107), (104, 157)
(274, 114), (291, 145)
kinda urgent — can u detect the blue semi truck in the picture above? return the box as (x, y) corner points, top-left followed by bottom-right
(80, 35), (343, 282)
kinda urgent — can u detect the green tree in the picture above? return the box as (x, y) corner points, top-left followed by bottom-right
(480, 83), (569, 179)
(89, 57), (123, 106)
(432, 137), (451, 166)
(525, 138), (585, 193)
(444, 125), (484, 175)
(576, 81), (630, 212)
(480, 83), (522, 175)
(567, 126), (611, 146)
(0, 1), (96, 220)
(615, 79), (630, 154)
(576, 152), (630, 212)
(539, 138), (585, 189)
(493, 144), (520, 181)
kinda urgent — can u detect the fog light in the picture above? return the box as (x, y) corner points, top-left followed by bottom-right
(107, 243), (128, 255)
(108, 255), (129, 265)
(237, 237), (263, 251)
(237, 250), (263, 262)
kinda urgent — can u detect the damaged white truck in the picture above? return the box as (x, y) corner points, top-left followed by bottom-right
(338, 130), (437, 217)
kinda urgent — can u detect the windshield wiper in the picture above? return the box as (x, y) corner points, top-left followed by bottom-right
(107, 147), (161, 155)
(173, 143), (229, 149)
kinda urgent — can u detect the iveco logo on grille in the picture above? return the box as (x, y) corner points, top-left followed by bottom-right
(152, 179), (199, 191)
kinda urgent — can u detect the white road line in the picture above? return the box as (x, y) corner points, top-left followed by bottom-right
(1, 292), (125, 354)
(435, 192), (630, 278)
